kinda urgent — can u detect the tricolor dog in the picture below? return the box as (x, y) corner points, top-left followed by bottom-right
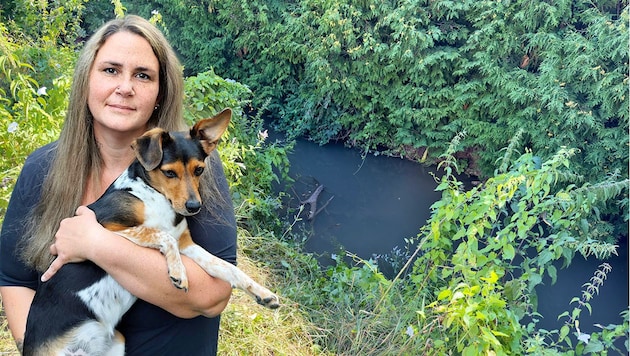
(23, 108), (279, 355)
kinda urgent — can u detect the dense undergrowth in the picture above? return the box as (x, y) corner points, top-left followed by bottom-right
(113, 0), (628, 184)
(1, 2), (629, 355)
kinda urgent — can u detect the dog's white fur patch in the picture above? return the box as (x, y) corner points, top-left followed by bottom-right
(53, 319), (125, 356)
(76, 275), (135, 331)
(113, 171), (187, 238)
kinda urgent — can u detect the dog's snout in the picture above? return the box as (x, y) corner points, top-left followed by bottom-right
(185, 200), (202, 214)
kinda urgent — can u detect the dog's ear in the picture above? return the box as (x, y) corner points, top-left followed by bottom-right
(190, 108), (232, 155)
(132, 128), (170, 171)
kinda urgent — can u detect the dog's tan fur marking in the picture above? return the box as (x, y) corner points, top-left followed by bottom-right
(147, 159), (206, 215)
(102, 201), (145, 232)
(114, 226), (189, 291)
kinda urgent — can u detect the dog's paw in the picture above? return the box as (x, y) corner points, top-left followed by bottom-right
(170, 275), (189, 292)
(167, 268), (189, 292)
(256, 293), (280, 309)
(248, 285), (280, 309)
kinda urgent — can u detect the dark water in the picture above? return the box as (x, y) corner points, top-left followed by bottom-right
(278, 135), (629, 346)
(534, 241), (629, 336)
(284, 138), (442, 268)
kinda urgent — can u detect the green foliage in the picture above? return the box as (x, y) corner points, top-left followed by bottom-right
(2, 0), (87, 46)
(0, 6), (76, 221)
(321, 253), (391, 308)
(183, 69), (294, 233)
(554, 263), (629, 354)
(407, 135), (628, 354)
(184, 69), (252, 123)
(113, 0), (628, 189)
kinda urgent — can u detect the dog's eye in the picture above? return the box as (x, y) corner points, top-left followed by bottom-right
(194, 167), (204, 176)
(162, 170), (178, 178)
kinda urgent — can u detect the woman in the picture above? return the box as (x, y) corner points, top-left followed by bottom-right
(0, 15), (236, 355)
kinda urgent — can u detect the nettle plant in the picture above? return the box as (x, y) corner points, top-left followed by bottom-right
(407, 133), (628, 355)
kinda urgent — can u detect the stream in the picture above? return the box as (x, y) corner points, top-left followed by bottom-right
(275, 134), (628, 345)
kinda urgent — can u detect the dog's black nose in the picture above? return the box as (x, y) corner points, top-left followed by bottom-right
(185, 200), (202, 214)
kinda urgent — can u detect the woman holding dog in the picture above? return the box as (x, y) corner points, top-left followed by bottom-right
(0, 15), (236, 355)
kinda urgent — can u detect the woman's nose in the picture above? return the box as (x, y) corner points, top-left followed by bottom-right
(115, 79), (134, 96)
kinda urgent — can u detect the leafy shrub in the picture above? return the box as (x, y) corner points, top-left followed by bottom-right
(109, 0), (628, 187)
(0, 14), (75, 221)
(183, 69), (294, 233)
(407, 134), (628, 354)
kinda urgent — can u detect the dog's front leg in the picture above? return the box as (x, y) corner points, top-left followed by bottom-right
(178, 233), (280, 309)
(113, 226), (189, 291)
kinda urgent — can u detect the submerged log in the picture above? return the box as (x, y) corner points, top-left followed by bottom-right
(300, 184), (333, 220)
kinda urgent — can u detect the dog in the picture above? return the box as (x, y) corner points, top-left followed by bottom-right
(23, 108), (280, 355)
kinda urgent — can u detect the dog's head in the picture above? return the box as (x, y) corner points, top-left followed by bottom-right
(131, 108), (231, 216)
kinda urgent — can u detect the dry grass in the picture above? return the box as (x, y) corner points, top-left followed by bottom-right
(218, 249), (325, 355)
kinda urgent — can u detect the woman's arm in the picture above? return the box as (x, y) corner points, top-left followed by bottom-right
(0, 146), (54, 350)
(42, 207), (232, 318)
(0, 286), (35, 352)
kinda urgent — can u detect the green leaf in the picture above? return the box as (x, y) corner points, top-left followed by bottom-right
(583, 340), (605, 353)
(503, 244), (515, 260)
(559, 325), (570, 341)
(437, 289), (452, 301)
(547, 264), (558, 285)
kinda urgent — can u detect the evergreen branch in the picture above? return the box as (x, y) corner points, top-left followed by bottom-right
(572, 179), (629, 202)
(437, 131), (467, 175)
(495, 128), (524, 175)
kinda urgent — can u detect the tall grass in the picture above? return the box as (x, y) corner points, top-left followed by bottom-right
(218, 228), (324, 355)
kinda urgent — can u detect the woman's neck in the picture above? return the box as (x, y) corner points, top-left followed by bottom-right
(84, 130), (143, 205)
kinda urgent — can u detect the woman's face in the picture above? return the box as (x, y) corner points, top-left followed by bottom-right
(88, 31), (160, 141)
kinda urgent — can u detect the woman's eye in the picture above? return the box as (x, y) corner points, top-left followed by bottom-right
(104, 68), (117, 74)
(162, 170), (177, 178)
(136, 72), (151, 80)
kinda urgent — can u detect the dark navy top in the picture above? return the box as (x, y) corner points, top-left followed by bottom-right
(0, 142), (238, 355)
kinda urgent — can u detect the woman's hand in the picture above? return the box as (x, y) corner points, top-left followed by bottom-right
(41, 206), (104, 282)
(39, 206), (232, 318)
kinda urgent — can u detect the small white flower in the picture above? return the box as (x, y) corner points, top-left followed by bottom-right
(37, 86), (47, 96)
(577, 332), (590, 344)
(7, 122), (18, 133)
(151, 10), (159, 15)
(258, 129), (268, 141)
(405, 325), (415, 337)
(331, 253), (338, 261)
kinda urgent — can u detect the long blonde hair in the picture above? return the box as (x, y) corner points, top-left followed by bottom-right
(21, 15), (222, 271)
